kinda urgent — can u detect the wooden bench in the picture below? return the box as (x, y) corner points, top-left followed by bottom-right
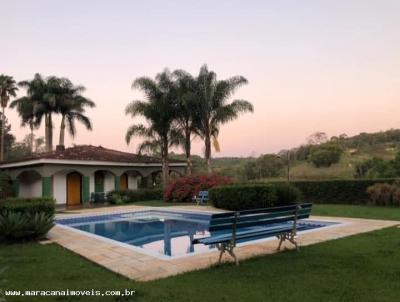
(193, 191), (209, 205)
(192, 203), (312, 265)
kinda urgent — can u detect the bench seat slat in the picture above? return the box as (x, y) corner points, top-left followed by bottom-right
(195, 225), (296, 245)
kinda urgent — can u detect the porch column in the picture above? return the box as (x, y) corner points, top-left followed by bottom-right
(42, 177), (52, 197)
(82, 176), (90, 204)
(114, 175), (120, 191)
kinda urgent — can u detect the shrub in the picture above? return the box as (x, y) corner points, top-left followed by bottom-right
(274, 183), (302, 205)
(0, 197), (55, 216)
(209, 183), (301, 211)
(270, 179), (397, 204)
(0, 211), (54, 241)
(164, 175), (232, 203)
(106, 188), (163, 204)
(309, 143), (342, 167)
(0, 198), (55, 241)
(366, 182), (400, 206)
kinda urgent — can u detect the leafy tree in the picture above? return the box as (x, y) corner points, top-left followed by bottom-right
(0, 75), (18, 161)
(17, 74), (55, 152)
(172, 69), (199, 175)
(125, 69), (179, 185)
(54, 78), (95, 146)
(14, 74), (94, 152)
(258, 154), (284, 178)
(0, 113), (15, 160)
(307, 131), (328, 145)
(9, 94), (37, 151)
(195, 65), (253, 174)
(309, 143), (343, 167)
(242, 160), (259, 180)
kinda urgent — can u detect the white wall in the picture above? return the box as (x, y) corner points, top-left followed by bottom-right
(19, 176), (42, 198)
(128, 175), (138, 190)
(104, 173), (115, 192)
(53, 173), (67, 204)
(89, 174), (95, 195)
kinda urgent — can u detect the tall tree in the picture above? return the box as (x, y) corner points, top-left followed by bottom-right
(0, 113), (16, 159)
(55, 78), (95, 147)
(172, 69), (199, 175)
(125, 69), (178, 185)
(9, 96), (37, 152)
(195, 65), (253, 174)
(0, 75), (18, 161)
(17, 74), (55, 152)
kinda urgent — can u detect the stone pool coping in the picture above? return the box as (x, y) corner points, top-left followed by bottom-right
(48, 205), (399, 281)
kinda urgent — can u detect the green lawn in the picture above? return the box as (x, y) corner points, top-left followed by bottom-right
(1, 204), (400, 302)
(313, 204), (400, 221)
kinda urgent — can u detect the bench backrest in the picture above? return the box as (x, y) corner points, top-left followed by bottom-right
(209, 203), (312, 232)
(198, 191), (209, 199)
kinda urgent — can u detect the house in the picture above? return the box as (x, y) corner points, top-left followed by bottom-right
(0, 145), (186, 206)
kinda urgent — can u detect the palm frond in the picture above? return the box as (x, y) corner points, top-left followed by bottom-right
(125, 124), (152, 144)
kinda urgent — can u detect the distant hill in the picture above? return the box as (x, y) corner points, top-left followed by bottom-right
(169, 129), (400, 180)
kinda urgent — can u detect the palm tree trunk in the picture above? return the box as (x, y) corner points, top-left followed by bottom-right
(59, 115), (66, 146)
(30, 122), (34, 153)
(161, 137), (169, 185)
(48, 113), (53, 151)
(1, 106), (5, 161)
(205, 132), (212, 174)
(185, 129), (192, 175)
(45, 114), (49, 152)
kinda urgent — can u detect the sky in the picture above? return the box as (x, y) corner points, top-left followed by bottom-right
(1, 0), (400, 157)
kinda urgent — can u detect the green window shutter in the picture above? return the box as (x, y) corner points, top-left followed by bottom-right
(42, 177), (52, 197)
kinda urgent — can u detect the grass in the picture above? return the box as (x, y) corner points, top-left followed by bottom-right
(1, 204), (400, 301)
(1, 225), (400, 302)
(313, 204), (400, 221)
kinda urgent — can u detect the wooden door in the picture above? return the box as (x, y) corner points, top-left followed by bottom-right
(120, 173), (128, 190)
(67, 172), (82, 206)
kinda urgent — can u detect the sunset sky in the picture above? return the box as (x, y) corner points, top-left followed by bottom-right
(2, 0), (400, 157)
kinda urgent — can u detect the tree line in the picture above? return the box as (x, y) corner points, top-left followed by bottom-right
(0, 65), (253, 185)
(126, 65), (253, 184)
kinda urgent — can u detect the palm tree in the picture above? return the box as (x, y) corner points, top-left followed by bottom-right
(55, 78), (95, 147)
(0, 75), (18, 160)
(17, 74), (55, 152)
(195, 65), (254, 174)
(172, 69), (199, 175)
(9, 96), (37, 152)
(125, 69), (178, 185)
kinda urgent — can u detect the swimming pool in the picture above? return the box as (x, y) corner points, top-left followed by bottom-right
(56, 209), (339, 258)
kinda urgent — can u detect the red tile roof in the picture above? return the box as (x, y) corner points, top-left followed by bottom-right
(2, 145), (184, 165)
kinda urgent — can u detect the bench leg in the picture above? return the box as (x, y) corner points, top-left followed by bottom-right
(277, 234), (285, 251)
(216, 243), (239, 265)
(227, 248), (239, 266)
(276, 233), (299, 251)
(217, 244), (225, 264)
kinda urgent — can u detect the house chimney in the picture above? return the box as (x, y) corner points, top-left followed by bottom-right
(56, 145), (65, 152)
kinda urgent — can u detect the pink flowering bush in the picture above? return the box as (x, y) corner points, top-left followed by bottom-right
(164, 175), (232, 203)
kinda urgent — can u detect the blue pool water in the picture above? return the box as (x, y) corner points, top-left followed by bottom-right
(56, 210), (337, 258)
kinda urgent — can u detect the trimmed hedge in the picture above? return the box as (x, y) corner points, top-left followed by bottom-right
(274, 179), (397, 204)
(210, 183), (301, 211)
(0, 197), (55, 241)
(106, 188), (163, 204)
(0, 197), (55, 216)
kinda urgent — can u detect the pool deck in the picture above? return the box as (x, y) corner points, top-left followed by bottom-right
(48, 205), (399, 281)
